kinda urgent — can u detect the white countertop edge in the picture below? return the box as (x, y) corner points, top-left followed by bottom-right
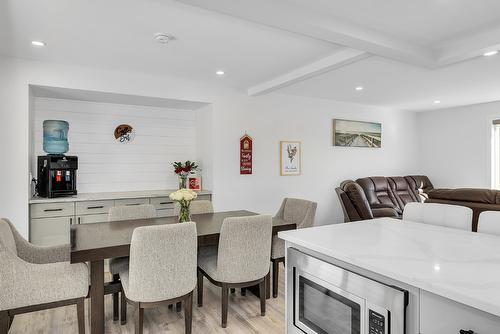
(29, 189), (212, 204)
(278, 228), (500, 318)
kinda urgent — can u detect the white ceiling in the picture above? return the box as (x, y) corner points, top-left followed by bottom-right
(0, 0), (337, 88)
(2, 0), (500, 111)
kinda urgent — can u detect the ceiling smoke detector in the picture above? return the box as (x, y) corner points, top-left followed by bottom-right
(154, 33), (172, 44)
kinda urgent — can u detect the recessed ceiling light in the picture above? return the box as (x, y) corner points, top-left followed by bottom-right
(216, 70), (225, 76)
(154, 33), (171, 44)
(355, 86), (364, 91)
(434, 100), (441, 104)
(483, 50), (498, 57)
(31, 41), (46, 47)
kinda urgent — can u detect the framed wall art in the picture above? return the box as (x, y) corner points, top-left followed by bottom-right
(280, 141), (301, 176)
(333, 119), (381, 148)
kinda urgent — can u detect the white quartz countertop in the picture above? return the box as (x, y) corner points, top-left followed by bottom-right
(279, 218), (500, 317)
(29, 189), (212, 204)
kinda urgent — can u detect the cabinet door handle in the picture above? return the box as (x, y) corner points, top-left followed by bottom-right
(78, 217), (81, 224)
(460, 330), (474, 334)
(125, 203), (141, 206)
(159, 202), (170, 205)
(70, 217), (73, 225)
(44, 208), (63, 212)
(87, 206), (104, 209)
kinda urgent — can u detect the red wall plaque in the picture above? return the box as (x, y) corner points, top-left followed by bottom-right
(240, 134), (253, 174)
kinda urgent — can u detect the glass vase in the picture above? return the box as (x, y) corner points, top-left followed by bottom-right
(178, 201), (191, 223)
(179, 175), (188, 189)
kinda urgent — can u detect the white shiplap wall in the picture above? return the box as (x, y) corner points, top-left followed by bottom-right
(32, 97), (197, 193)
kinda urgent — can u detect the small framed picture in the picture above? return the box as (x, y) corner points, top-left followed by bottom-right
(188, 177), (201, 191)
(280, 141), (301, 176)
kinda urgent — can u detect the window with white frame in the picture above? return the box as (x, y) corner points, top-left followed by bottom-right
(492, 120), (500, 189)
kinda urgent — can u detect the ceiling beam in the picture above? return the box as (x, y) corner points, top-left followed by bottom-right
(247, 48), (369, 96)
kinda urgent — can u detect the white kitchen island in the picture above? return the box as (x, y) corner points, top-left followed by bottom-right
(279, 218), (500, 334)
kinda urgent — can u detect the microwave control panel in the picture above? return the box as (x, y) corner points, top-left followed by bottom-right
(369, 309), (386, 334)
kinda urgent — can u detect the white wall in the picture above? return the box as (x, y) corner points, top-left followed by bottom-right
(0, 55), (420, 238)
(32, 97), (199, 192)
(417, 101), (500, 188)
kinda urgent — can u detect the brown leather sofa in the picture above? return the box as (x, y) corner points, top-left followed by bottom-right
(336, 176), (500, 231)
(336, 175), (433, 222)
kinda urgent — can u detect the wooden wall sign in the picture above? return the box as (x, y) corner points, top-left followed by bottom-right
(240, 134), (253, 174)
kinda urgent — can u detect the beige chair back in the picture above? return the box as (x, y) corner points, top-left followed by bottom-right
(0, 218), (17, 255)
(403, 202), (472, 231)
(108, 204), (157, 222)
(275, 198), (317, 229)
(127, 222), (197, 302)
(216, 215), (272, 283)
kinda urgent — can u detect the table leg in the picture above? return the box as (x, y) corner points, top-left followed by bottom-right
(90, 260), (105, 334)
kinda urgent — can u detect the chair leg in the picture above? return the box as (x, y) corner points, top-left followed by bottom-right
(259, 280), (266, 316)
(241, 288), (246, 296)
(8, 315), (13, 330)
(0, 311), (9, 334)
(221, 284), (229, 328)
(112, 274), (120, 321)
(197, 269), (203, 307)
(134, 304), (144, 334)
(76, 298), (85, 334)
(176, 302), (182, 312)
(184, 292), (193, 334)
(121, 289), (127, 325)
(272, 260), (279, 298)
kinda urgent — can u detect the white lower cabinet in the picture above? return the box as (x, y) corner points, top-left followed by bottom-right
(420, 290), (500, 334)
(30, 191), (212, 245)
(30, 216), (73, 246)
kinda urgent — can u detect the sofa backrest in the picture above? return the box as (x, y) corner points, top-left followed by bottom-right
(405, 175), (434, 202)
(388, 176), (419, 209)
(356, 177), (401, 212)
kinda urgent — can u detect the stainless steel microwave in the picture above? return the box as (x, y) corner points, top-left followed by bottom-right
(287, 248), (408, 334)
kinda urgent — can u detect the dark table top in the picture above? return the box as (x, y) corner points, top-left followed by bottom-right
(70, 210), (295, 263)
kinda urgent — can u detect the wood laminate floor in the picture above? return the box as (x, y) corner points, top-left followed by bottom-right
(9, 266), (286, 334)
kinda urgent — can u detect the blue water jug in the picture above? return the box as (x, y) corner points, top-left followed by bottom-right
(43, 120), (69, 154)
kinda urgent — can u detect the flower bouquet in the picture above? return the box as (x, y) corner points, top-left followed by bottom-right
(169, 188), (198, 223)
(172, 161), (198, 189)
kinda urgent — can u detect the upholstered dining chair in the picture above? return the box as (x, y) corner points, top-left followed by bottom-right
(271, 198), (317, 298)
(108, 204), (157, 322)
(118, 222), (197, 334)
(174, 200), (214, 216)
(0, 218), (88, 334)
(477, 211), (500, 235)
(197, 215), (272, 328)
(403, 202), (473, 231)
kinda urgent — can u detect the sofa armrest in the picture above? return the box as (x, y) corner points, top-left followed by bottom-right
(372, 207), (399, 218)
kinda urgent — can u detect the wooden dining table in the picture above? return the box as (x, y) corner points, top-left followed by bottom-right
(70, 210), (296, 334)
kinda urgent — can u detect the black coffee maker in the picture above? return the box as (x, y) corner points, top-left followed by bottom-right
(37, 155), (78, 198)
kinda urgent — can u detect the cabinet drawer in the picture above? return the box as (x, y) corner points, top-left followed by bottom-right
(77, 214), (109, 224)
(157, 209), (175, 218)
(30, 202), (75, 218)
(115, 198), (149, 207)
(420, 290), (500, 334)
(150, 197), (174, 210)
(30, 216), (73, 246)
(76, 200), (114, 215)
(197, 194), (211, 201)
